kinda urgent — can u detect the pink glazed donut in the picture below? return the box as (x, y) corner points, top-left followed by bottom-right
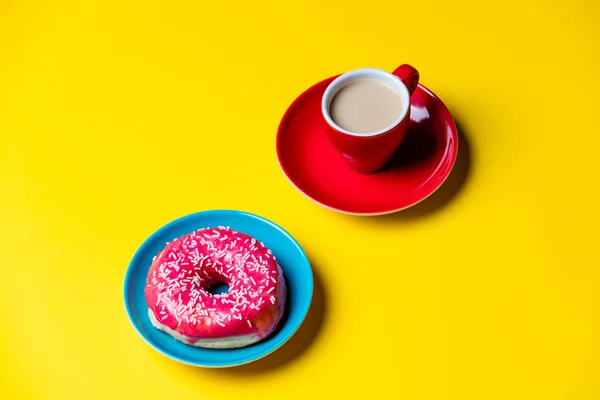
(144, 227), (287, 349)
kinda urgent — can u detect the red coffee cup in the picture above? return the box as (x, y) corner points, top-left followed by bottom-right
(321, 64), (419, 173)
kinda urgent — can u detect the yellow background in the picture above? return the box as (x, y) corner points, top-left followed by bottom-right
(1, 0), (599, 399)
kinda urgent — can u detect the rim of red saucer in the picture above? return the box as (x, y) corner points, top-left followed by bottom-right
(275, 78), (458, 216)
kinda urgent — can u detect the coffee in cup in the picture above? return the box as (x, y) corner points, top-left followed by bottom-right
(329, 79), (405, 134)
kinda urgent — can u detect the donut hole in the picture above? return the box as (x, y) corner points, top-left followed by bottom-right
(207, 281), (230, 295)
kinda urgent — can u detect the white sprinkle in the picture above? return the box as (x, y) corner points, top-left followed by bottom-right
(247, 320), (252, 328)
(270, 276), (276, 283)
(267, 287), (275, 294)
(270, 295), (276, 304)
(216, 320), (226, 327)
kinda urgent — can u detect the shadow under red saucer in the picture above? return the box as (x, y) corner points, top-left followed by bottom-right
(276, 76), (458, 215)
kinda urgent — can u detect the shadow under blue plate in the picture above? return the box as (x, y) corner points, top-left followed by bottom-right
(123, 210), (313, 367)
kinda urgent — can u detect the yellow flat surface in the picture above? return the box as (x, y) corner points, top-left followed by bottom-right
(1, 0), (599, 399)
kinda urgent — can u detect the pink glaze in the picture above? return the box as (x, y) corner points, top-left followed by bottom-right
(144, 227), (286, 342)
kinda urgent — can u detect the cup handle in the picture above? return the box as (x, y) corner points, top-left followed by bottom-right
(392, 64), (419, 95)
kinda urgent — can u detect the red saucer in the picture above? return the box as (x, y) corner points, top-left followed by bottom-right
(276, 76), (458, 215)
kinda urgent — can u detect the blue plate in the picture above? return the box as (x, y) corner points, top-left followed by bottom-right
(123, 210), (313, 367)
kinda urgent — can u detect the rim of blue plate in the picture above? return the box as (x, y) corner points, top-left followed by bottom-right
(123, 209), (313, 368)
